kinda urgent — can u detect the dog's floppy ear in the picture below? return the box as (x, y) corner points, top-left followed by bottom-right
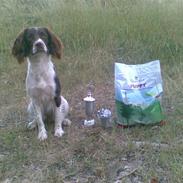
(12, 29), (27, 64)
(45, 28), (64, 59)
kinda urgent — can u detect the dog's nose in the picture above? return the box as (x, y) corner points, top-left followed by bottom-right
(32, 39), (47, 54)
(35, 42), (43, 48)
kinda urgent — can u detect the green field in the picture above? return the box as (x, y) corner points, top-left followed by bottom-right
(1, 0), (183, 182)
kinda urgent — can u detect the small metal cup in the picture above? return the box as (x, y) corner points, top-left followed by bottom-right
(97, 108), (112, 128)
(100, 117), (112, 128)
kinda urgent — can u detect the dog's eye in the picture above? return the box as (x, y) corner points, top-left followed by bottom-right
(27, 33), (35, 40)
(39, 31), (47, 39)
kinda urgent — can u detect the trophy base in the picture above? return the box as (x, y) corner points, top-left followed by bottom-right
(84, 119), (95, 126)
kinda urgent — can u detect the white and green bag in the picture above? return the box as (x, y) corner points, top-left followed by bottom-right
(115, 60), (164, 126)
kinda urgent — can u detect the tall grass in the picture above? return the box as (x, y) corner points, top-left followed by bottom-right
(0, 0), (183, 62)
(0, 0), (183, 95)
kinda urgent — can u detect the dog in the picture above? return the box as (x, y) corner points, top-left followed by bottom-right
(12, 27), (71, 140)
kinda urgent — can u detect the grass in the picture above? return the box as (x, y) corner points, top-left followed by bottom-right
(1, 0), (183, 182)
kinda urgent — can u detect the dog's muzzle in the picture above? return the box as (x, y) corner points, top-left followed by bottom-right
(32, 39), (48, 54)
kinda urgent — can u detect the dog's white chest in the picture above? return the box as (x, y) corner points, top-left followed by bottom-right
(26, 59), (56, 101)
(28, 75), (55, 100)
(35, 74), (50, 89)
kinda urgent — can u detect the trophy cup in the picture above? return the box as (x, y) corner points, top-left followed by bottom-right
(83, 84), (95, 126)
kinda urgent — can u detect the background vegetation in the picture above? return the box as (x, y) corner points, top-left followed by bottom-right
(0, 0), (183, 182)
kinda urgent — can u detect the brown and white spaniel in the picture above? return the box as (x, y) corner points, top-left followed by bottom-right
(12, 27), (71, 140)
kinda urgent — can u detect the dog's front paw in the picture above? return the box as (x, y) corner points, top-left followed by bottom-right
(54, 128), (64, 137)
(38, 129), (47, 141)
(27, 120), (37, 130)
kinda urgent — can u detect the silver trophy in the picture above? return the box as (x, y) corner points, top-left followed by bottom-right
(83, 84), (95, 126)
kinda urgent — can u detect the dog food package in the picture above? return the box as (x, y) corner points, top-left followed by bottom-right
(115, 60), (164, 126)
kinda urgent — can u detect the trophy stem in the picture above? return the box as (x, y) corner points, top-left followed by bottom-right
(83, 88), (95, 126)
